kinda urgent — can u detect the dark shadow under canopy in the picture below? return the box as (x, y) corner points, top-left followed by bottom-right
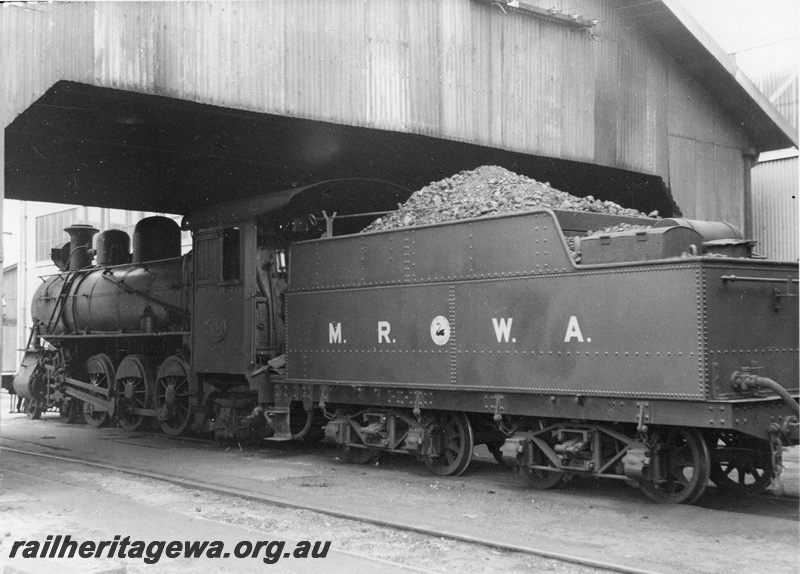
(5, 81), (678, 219)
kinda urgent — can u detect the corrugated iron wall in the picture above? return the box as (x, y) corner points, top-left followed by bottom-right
(0, 2), (94, 377)
(733, 37), (798, 261)
(0, 2), (94, 126)
(2, 0), (754, 226)
(752, 155), (799, 261)
(665, 53), (749, 225)
(2, 266), (17, 373)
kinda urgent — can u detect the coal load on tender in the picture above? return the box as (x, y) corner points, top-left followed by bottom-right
(362, 165), (660, 256)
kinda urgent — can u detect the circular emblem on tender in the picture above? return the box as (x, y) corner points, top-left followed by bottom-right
(430, 316), (451, 346)
(207, 317), (228, 342)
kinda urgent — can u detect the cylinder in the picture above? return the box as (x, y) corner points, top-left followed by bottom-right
(12, 350), (49, 401)
(132, 216), (181, 264)
(64, 224), (99, 271)
(96, 229), (131, 266)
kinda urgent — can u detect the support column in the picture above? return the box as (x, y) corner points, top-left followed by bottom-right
(1, 126), (5, 378)
(742, 148), (758, 240)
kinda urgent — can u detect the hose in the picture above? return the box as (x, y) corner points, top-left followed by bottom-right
(732, 372), (800, 416)
(290, 405), (315, 439)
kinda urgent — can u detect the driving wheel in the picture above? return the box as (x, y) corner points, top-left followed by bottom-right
(83, 354), (114, 428)
(155, 355), (195, 436)
(115, 355), (155, 431)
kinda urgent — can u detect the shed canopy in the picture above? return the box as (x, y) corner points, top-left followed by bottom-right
(4, 81), (677, 217)
(4, 1), (797, 219)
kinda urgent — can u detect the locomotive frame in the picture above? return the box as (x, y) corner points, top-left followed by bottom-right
(12, 191), (799, 505)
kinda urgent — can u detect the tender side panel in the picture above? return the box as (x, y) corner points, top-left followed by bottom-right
(288, 210), (574, 291)
(287, 210), (706, 399)
(702, 261), (799, 399)
(287, 284), (452, 387)
(452, 266), (702, 398)
(286, 268), (703, 398)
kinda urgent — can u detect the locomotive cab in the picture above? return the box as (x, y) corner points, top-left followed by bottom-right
(178, 180), (414, 441)
(191, 221), (271, 375)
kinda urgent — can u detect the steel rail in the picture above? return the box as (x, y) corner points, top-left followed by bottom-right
(0, 464), (441, 574)
(1, 444), (665, 574)
(146, 430), (800, 504)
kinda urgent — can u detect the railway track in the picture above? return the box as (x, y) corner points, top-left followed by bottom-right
(0, 461), (445, 574)
(2, 444), (662, 574)
(120, 424), (800, 525)
(3, 403), (798, 574)
(168, 429), (800, 503)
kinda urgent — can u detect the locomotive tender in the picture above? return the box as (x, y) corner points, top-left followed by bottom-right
(13, 187), (799, 504)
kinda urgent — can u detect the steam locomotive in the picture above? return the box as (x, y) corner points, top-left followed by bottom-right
(13, 183), (799, 504)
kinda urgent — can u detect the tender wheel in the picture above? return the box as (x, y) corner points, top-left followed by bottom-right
(343, 446), (381, 464)
(640, 427), (711, 504)
(520, 465), (565, 489)
(423, 411), (474, 477)
(83, 354), (115, 428)
(155, 355), (195, 437)
(709, 432), (773, 496)
(115, 355), (155, 432)
(24, 399), (43, 420)
(517, 439), (566, 489)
